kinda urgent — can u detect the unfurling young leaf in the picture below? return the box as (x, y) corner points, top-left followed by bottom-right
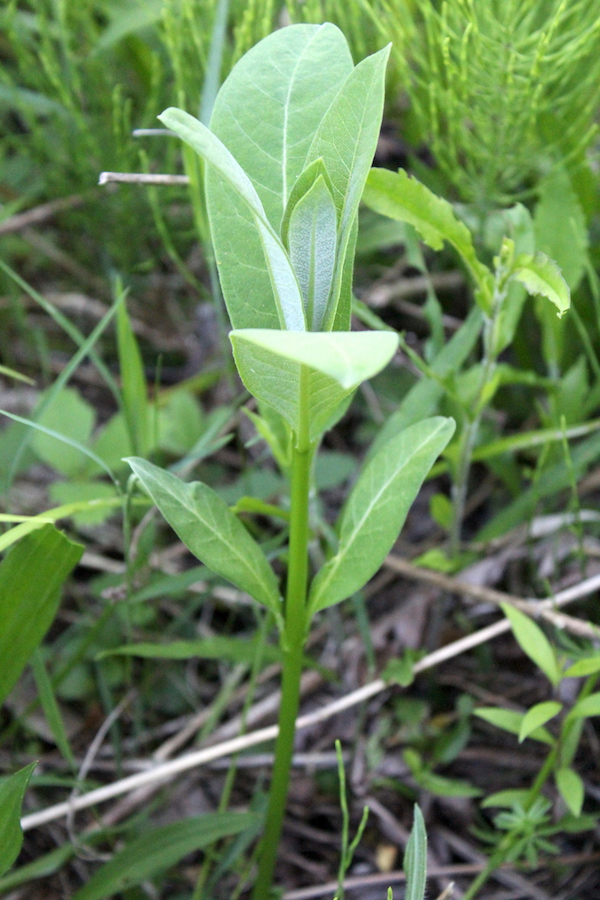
(511, 251), (570, 318)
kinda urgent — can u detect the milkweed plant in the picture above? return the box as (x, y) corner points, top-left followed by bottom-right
(126, 23), (455, 896)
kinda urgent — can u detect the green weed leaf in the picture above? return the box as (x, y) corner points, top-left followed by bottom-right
(519, 701), (562, 743)
(309, 417), (455, 613)
(126, 458), (282, 624)
(555, 767), (584, 817)
(159, 107), (305, 332)
(0, 764), (36, 878)
(564, 656), (600, 678)
(403, 805), (427, 900)
(511, 252), (570, 318)
(363, 168), (493, 309)
(72, 812), (257, 900)
(287, 175), (337, 331)
(306, 44), (391, 328)
(500, 603), (562, 686)
(474, 708), (555, 745)
(231, 330), (398, 440)
(0, 525), (83, 705)
(206, 23), (352, 330)
(568, 692), (600, 720)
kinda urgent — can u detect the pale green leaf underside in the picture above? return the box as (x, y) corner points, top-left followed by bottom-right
(126, 457), (282, 619)
(231, 329), (398, 388)
(159, 107), (304, 331)
(231, 330), (398, 441)
(513, 251), (570, 317)
(309, 416), (455, 613)
(363, 168), (493, 309)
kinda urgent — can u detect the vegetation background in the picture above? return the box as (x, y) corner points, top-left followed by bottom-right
(1, 1), (600, 898)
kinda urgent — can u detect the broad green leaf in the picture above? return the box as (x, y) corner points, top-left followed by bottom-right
(363, 168), (493, 309)
(288, 175), (337, 331)
(31, 388), (95, 478)
(555, 767), (584, 817)
(474, 708), (554, 745)
(210, 24), (352, 229)
(206, 24), (353, 329)
(519, 701), (562, 743)
(72, 812), (257, 900)
(512, 251), (570, 318)
(564, 656), (600, 678)
(0, 764), (36, 877)
(0, 525), (83, 705)
(307, 45), (391, 329)
(534, 167), (588, 293)
(403, 805), (427, 900)
(230, 330), (398, 440)
(308, 417), (455, 613)
(568, 692), (600, 720)
(159, 107), (305, 332)
(500, 603), (562, 686)
(126, 458), (282, 623)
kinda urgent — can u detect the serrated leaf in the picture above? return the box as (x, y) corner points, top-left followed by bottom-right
(126, 458), (282, 623)
(159, 107), (305, 332)
(308, 417), (455, 613)
(500, 603), (562, 686)
(512, 251), (570, 318)
(519, 701), (562, 743)
(206, 23), (353, 329)
(0, 764), (36, 877)
(0, 525), (83, 705)
(230, 329), (398, 441)
(72, 812), (257, 900)
(363, 168), (493, 309)
(474, 708), (554, 745)
(287, 175), (337, 331)
(403, 805), (427, 900)
(555, 767), (584, 817)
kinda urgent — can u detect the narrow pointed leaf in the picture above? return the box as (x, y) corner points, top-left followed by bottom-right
(0, 764), (36, 877)
(568, 691), (600, 720)
(512, 251), (570, 317)
(500, 603), (561, 686)
(363, 168), (493, 309)
(403, 805), (427, 900)
(519, 701), (562, 743)
(72, 812), (257, 900)
(307, 45), (391, 327)
(0, 525), (83, 705)
(126, 458), (282, 621)
(473, 707), (555, 745)
(555, 767), (584, 817)
(159, 107), (305, 331)
(309, 417), (455, 613)
(287, 175), (337, 330)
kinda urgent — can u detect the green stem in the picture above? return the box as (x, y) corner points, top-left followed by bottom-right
(252, 368), (312, 899)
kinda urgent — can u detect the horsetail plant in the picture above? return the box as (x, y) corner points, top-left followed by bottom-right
(127, 24), (454, 896)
